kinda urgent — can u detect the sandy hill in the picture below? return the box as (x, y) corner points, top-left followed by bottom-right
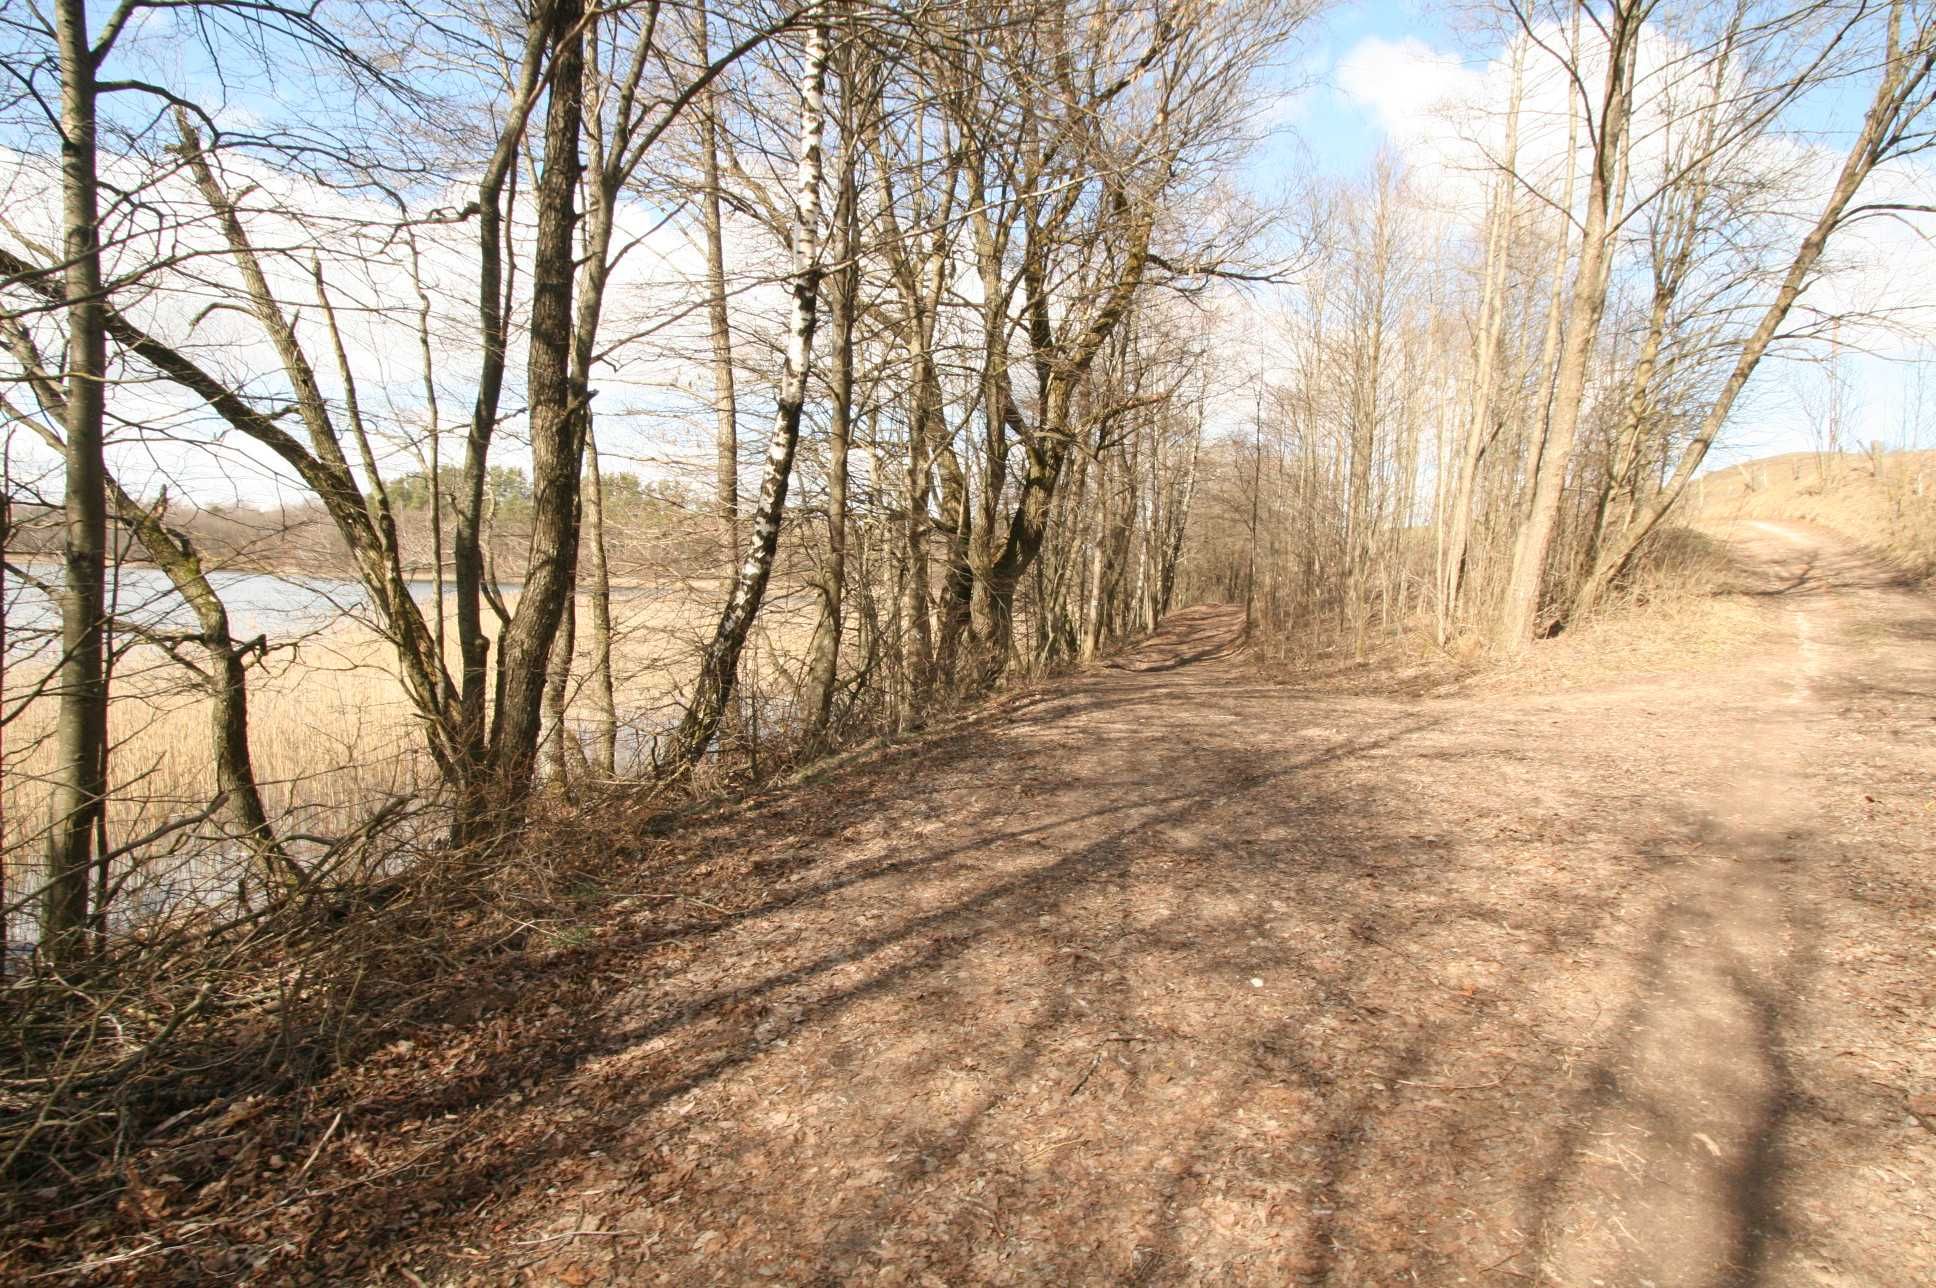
(1695, 447), (1936, 579)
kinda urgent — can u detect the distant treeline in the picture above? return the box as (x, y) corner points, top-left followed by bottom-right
(5, 469), (719, 581)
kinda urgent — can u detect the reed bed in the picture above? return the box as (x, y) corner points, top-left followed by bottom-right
(1, 582), (817, 942)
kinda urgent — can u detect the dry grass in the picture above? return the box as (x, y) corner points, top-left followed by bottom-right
(2, 583), (818, 933)
(1235, 525), (1768, 698)
(1694, 448), (1936, 579)
(2, 638), (432, 931)
(1471, 525), (1779, 695)
(1245, 620), (1471, 698)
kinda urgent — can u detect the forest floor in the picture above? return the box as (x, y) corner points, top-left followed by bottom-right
(27, 521), (1936, 1286)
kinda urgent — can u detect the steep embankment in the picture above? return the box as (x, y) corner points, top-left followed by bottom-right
(19, 524), (1935, 1285)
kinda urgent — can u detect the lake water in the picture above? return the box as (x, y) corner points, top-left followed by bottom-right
(3, 562), (456, 643)
(1, 561), (714, 768)
(0, 563), (667, 647)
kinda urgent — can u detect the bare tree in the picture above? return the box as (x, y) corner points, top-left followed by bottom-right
(1494, 0), (1643, 651)
(671, 16), (833, 769)
(36, 0), (112, 961)
(1579, 0), (1936, 611)
(802, 41), (870, 742)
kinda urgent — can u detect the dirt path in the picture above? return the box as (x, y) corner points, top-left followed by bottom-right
(89, 524), (1935, 1285)
(1520, 521), (1934, 1287)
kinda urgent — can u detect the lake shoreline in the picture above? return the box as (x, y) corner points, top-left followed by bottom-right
(3, 552), (716, 597)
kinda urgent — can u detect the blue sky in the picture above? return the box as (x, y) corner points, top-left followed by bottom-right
(1251, 0), (1465, 180)
(1240, 1), (1934, 465)
(9, 0), (1927, 505)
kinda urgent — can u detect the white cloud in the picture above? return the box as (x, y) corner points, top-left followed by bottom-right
(1336, 37), (1485, 154)
(1332, 21), (1936, 460)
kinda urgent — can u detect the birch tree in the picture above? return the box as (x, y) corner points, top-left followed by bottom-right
(670, 16), (833, 769)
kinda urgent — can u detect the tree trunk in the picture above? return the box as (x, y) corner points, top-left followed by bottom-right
(670, 19), (831, 770)
(803, 118), (859, 744)
(456, 16), (557, 806)
(43, 0), (109, 962)
(979, 226), (1157, 674)
(1495, 4), (1638, 652)
(933, 446), (973, 685)
(1158, 430), (1199, 619)
(1081, 450), (1110, 661)
(865, 115), (951, 701)
(697, 1), (739, 570)
(583, 428), (618, 774)
(1439, 47), (1522, 639)
(901, 398), (935, 702)
(478, 0), (587, 829)
(1520, 9), (1584, 530)
(541, 562), (578, 792)
(406, 235), (450, 709)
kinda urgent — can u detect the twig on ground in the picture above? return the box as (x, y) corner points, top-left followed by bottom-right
(1022, 1135), (1084, 1162)
(512, 1229), (647, 1247)
(294, 1110), (343, 1182)
(634, 891), (734, 915)
(1396, 1076), (1504, 1092)
(1469, 1235), (1531, 1277)
(1069, 1034), (1147, 1096)
(1069, 1050), (1105, 1097)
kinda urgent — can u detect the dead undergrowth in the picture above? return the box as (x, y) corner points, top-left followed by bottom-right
(0, 665), (1051, 1283)
(1242, 524), (1769, 700)
(0, 694), (1054, 1282)
(1478, 525), (1780, 695)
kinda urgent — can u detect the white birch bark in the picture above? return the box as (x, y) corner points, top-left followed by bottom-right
(670, 20), (832, 769)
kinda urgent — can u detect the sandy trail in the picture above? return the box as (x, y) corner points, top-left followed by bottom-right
(89, 523), (1935, 1285)
(1529, 520), (1930, 1287)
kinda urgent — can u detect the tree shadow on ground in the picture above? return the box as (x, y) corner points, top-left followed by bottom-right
(46, 604), (1853, 1286)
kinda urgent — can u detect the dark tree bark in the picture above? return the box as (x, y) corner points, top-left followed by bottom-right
(803, 84), (862, 743)
(583, 430), (619, 775)
(481, 0), (588, 830)
(455, 8), (559, 804)
(42, 0), (110, 962)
